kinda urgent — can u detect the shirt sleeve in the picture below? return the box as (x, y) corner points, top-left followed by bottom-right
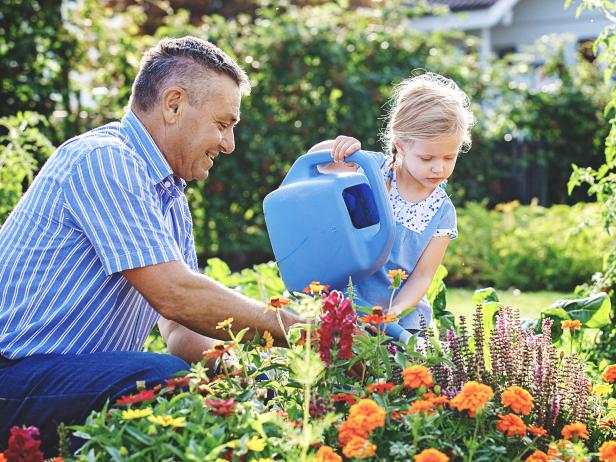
(62, 144), (183, 275)
(433, 198), (458, 239)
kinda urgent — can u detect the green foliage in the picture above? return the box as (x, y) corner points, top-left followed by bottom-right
(0, 1), (611, 268)
(446, 201), (613, 291)
(565, 0), (616, 363)
(477, 36), (610, 204)
(0, 2), (77, 124)
(0, 112), (54, 223)
(536, 292), (612, 341)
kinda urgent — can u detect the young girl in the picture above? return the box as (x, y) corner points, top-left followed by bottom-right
(308, 73), (474, 337)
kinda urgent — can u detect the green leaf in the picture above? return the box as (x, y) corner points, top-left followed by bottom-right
(542, 292), (612, 328)
(472, 287), (500, 305)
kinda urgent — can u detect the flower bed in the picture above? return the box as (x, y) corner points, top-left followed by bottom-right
(2, 270), (615, 461)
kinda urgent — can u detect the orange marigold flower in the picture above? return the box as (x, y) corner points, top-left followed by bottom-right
(347, 398), (386, 433)
(496, 413), (526, 438)
(599, 441), (616, 462)
(449, 381), (494, 417)
(604, 365), (616, 383)
(525, 450), (550, 462)
(360, 306), (398, 325)
(303, 282), (329, 296)
(501, 386), (534, 415)
(315, 445), (343, 462)
(342, 436), (376, 459)
(366, 381), (395, 394)
(409, 399), (436, 415)
(403, 365), (434, 389)
(561, 319), (582, 330)
(414, 448), (449, 462)
(338, 420), (370, 446)
(561, 422), (589, 440)
(528, 425), (548, 438)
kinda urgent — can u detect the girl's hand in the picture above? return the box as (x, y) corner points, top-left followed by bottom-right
(331, 135), (361, 163)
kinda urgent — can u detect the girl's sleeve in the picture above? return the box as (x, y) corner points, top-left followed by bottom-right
(362, 150), (387, 168)
(433, 199), (458, 239)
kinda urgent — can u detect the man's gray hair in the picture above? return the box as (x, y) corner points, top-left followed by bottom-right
(130, 36), (251, 113)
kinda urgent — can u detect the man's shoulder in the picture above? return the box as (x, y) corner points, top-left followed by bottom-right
(58, 122), (145, 168)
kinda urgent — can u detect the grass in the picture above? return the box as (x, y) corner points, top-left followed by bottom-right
(445, 287), (576, 320)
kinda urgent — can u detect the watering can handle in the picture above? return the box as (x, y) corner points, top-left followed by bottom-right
(281, 150), (395, 254)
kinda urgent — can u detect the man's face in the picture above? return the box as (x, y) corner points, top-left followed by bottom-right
(168, 74), (241, 181)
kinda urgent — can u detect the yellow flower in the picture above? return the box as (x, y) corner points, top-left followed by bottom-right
(264, 297), (292, 313)
(594, 383), (613, 397)
(387, 269), (408, 288)
(246, 436), (266, 452)
(147, 414), (186, 428)
(121, 408), (153, 420)
(260, 330), (274, 351)
(216, 317), (234, 330)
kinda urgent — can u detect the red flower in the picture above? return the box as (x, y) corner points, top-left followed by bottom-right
(163, 376), (191, 394)
(317, 291), (356, 364)
(365, 382), (395, 394)
(332, 393), (358, 405)
(4, 426), (44, 462)
(204, 398), (236, 416)
(115, 388), (157, 405)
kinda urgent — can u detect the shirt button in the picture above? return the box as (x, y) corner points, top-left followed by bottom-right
(164, 181), (172, 187)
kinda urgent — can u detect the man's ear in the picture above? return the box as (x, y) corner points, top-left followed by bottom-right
(160, 86), (186, 124)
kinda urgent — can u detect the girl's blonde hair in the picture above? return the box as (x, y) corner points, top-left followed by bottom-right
(381, 72), (474, 171)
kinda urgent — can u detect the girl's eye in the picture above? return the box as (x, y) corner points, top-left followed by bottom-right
(421, 157), (432, 161)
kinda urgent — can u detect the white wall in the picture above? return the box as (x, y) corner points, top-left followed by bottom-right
(491, 0), (608, 54)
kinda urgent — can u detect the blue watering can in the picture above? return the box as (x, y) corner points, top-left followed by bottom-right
(263, 150), (395, 294)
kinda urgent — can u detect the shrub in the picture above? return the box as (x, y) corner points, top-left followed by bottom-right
(0, 112), (54, 224)
(445, 201), (612, 291)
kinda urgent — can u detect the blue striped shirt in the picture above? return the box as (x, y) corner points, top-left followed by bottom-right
(0, 111), (198, 359)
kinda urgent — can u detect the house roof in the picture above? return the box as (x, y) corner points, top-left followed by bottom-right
(429, 0), (498, 12)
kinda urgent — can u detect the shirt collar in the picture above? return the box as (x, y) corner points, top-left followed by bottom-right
(121, 110), (176, 185)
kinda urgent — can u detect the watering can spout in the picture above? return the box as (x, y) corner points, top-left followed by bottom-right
(263, 150), (395, 293)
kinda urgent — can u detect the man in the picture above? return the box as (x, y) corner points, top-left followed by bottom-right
(0, 36), (304, 455)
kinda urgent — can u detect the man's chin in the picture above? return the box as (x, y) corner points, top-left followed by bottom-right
(195, 170), (210, 181)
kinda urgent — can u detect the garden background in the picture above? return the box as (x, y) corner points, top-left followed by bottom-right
(2, 0), (614, 313)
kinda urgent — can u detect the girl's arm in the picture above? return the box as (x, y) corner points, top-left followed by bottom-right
(388, 236), (451, 316)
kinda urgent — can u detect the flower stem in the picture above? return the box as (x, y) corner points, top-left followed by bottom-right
(275, 310), (292, 348)
(300, 324), (313, 462)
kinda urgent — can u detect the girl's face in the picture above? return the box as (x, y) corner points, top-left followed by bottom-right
(394, 134), (461, 193)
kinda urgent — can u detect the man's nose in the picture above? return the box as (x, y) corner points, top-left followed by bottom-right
(220, 130), (235, 154)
